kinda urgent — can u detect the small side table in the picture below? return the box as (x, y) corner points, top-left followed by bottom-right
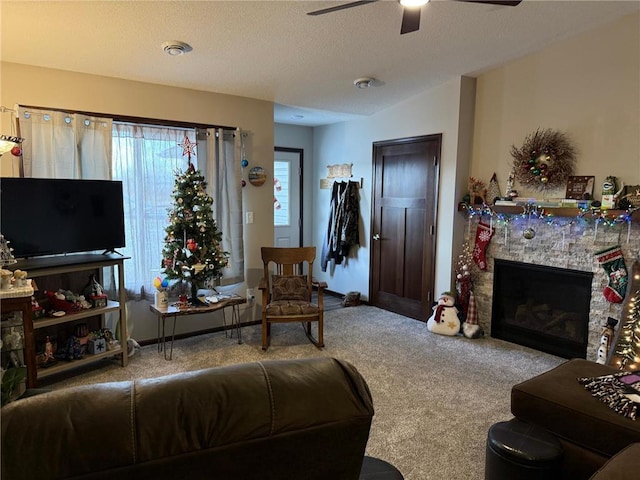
(149, 295), (246, 360)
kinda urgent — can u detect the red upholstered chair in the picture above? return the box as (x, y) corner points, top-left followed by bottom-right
(258, 246), (327, 351)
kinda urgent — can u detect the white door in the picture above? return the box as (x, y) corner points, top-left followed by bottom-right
(274, 147), (302, 247)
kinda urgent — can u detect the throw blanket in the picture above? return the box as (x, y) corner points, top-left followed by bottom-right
(579, 372), (640, 420)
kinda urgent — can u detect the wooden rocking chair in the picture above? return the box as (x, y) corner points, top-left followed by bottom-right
(258, 246), (327, 351)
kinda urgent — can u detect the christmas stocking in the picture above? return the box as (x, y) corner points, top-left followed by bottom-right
(595, 245), (628, 303)
(473, 220), (494, 270)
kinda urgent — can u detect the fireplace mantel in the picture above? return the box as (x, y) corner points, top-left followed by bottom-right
(458, 202), (639, 220)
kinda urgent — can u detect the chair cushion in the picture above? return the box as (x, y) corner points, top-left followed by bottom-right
(266, 300), (319, 316)
(271, 275), (310, 301)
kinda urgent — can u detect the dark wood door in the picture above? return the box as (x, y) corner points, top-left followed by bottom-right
(370, 135), (440, 321)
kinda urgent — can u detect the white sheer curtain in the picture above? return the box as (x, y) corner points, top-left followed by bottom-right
(76, 114), (112, 179)
(206, 128), (244, 285)
(17, 107), (111, 179)
(112, 124), (195, 297)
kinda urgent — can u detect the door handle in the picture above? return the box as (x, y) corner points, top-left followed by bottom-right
(373, 234), (380, 240)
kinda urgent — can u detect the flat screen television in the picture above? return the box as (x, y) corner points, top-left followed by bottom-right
(1, 177), (125, 259)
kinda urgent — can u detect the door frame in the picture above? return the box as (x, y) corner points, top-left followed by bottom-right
(369, 134), (441, 320)
(274, 146), (303, 247)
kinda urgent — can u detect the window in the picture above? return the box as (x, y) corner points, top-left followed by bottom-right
(17, 107), (244, 300)
(112, 124), (197, 297)
(273, 160), (290, 226)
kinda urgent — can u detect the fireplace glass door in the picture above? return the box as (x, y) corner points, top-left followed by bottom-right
(491, 259), (592, 359)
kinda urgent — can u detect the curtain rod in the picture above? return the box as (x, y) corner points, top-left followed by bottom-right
(17, 104), (236, 131)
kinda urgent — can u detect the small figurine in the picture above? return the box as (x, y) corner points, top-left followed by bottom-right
(0, 269), (12, 290)
(12, 269), (28, 287)
(468, 177), (486, 205)
(427, 292), (461, 336)
(596, 317), (618, 365)
(601, 176), (618, 209)
(43, 336), (55, 363)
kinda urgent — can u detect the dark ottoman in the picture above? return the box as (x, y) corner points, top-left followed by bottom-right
(360, 456), (404, 479)
(485, 418), (563, 480)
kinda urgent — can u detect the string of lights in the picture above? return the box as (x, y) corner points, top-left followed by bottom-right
(612, 288), (640, 371)
(460, 203), (637, 229)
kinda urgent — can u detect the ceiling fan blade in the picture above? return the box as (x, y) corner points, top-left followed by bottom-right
(307, 0), (379, 16)
(400, 7), (421, 35)
(456, 1), (522, 6)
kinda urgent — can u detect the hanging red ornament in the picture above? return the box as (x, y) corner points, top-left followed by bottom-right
(187, 239), (198, 252)
(10, 146), (21, 156)
(241, 179), (246, 187)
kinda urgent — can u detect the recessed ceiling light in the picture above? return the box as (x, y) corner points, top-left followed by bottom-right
(162, 41), (192, 56)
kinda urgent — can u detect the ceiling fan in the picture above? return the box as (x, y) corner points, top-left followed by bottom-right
(307, 0), (522, 35)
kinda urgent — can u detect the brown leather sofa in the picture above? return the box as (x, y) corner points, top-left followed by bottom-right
(1, 357), (375, 480)
(511, 358), (640, 480)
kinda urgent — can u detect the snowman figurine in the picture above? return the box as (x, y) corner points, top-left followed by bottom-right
(427, 292), (461, 336)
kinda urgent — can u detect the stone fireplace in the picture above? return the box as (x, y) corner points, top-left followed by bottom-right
(491, 259), (592, 358)
(467, 212), (640, 361)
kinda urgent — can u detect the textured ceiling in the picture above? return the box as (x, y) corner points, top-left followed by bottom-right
(1, 1), (638, 126)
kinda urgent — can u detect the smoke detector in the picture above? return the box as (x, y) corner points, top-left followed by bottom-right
(353, 77), (377, 89)
(162, 41), (193, 56)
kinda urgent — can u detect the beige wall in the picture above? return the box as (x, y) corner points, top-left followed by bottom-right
(472, 12), (640, 200)
(0, 62), (274, 340)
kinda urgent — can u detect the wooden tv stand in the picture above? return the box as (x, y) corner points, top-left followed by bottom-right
(8, 253), (129, 386)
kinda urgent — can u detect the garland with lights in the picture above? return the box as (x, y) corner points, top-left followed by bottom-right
(461, 203), (637, 229)
(510, 129), (576, 191)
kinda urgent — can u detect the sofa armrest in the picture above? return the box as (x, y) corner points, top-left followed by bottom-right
(589, 443), (640, 479)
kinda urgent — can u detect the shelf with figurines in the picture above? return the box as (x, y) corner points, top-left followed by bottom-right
(7, 253), (129, 384)
(459, 174), (639, 225)
(32, 299), (121, 329)
(36, 326), (122, 380)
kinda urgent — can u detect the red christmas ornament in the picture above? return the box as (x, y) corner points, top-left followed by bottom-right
(187, 239), (198, 252)
(10, 146), (21, 156)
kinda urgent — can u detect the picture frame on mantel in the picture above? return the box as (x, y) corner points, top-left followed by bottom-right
(565, 176), (595, 200)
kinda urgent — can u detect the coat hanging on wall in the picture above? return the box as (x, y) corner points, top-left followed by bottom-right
(320, 180), (360, 271)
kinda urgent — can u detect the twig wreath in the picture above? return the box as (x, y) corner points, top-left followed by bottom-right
(510, 128), (576, 191)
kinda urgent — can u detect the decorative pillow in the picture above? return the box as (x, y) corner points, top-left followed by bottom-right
(271, 275), (310, 302)
(578, 372), (640, 420)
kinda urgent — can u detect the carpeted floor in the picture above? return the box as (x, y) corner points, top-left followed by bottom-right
(47, 305), (564, 480)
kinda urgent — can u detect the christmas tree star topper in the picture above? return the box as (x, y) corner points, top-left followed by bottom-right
(179, 135), (197, 165)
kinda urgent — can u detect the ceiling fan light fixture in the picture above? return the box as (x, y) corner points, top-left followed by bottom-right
(399, 0), (429, 7)
(162, 41), (193, 56)
(354, 77), (377, 89)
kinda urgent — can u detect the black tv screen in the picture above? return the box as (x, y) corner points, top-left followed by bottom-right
(1, 177), (125, 259)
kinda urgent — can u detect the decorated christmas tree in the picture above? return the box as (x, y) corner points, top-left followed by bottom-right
(161, 135), (229, 304)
